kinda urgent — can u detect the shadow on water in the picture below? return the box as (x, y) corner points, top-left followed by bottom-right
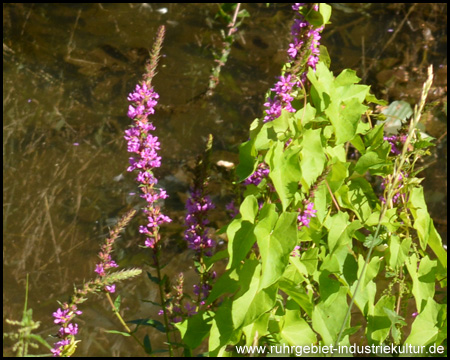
(3, 3), (447, 356)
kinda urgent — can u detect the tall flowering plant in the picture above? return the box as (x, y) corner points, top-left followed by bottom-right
(125, 26), (172, 250)
(123, 25), (177, 356)
(176, 4), (446, 356)
(50, 210), (141, 357)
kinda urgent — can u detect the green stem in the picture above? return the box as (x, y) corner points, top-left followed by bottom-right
(153, 244), (174, 357)
(105, 292), (146, 353)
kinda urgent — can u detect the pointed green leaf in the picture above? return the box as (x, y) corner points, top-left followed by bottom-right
(281, 309), (317, 346)
(405, 254), (437, 312)
(300, 128), (326, 188)
(312, 286), (349, 345)
(366, 295), (395, 345)
(405, 298), (443, 346)
(226, 219), (256, 270)
(258, 212), (298, 290)
(240, 195), (258, 223)
(268, 144), (302, 210)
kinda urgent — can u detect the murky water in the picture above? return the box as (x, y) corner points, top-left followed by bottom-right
(3, 3), (446, 356)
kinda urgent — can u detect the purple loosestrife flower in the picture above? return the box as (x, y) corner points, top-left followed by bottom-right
(125, 80), (171, 249)
(288, 5), (324, 71)
(384, 135), (408, 155)
(51, 304), (82, 356)
(263, 4), (324, 123)
(244, 162), (270, 186)
(184, 189), (215, 253)
(263, 75), (298, 123)
(298, 202), (317, 230)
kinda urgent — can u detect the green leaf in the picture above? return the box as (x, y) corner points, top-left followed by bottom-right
(242, 313), (270, 346)
(205, 268), (239, 305)
(353, 146), (390, 175)
(268, 144), (302, 210)
(303, 3), (332, 26)
(386, 235), (411, 269)
(296, 102), (317, 127)
(281, 309), (317, 346)
(326, 160), (349, 193)
(300, 128), (326, 188)
(204, 249), (229, 269)
(226, 219), (257, 270)
(337, 177), (377, 222)
(242, 284), (278, 327)
(324, 212), (352, 253)
(300, 247), (320, 275)
(405, 254), (437, 312)
(239, 195), (258, 223)
(231, 259), (261, 328)
(258, 212), (298, 290)
(366, 92), (388, 106)
(334, 68), (361, 88)
(325, 98), (367, 145)
(279, 277), (313, 318)
(209, 298), (234, 357)
(408, 187), (447, 270)
(143, 334), (152, 354)
(404, 298), (443, 346)
(307, 62), (334, 112)
(113, 295), (121, 311)
(312, 286), (349, 345)
(347, 255), (380, 316)
(105, 330), (131, 337)
(318, 270), (341, 303)
(350, 135), (366, 154)
(363, 124), (385, 148)
(363, 234), (383, 248)
(127, 318), (165, 332)
(176, 311), (213, 350)
(383, 308), (406, 344)
(318, 45), (331, 69)
(366, 295), (395, 345)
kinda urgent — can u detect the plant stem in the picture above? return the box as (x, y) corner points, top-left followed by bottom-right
(105, 292), (146, 352)
(153, 244), (173, 357)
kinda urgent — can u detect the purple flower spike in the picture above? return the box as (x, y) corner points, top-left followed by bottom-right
(298, 202), (317, 230)
(184, 190), (215, 252)
(125, 76), (171, 249)
(263, 4), (325, 123)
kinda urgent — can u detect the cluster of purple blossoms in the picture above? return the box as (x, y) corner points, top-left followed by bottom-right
(125, 82), (172, 248)
(289, 4), (323, 69)
(184, 189), (215, 253)
(263, 74), (299, 123)
(298, 202), (317, 230)
(263, 4), (324, 124)
(384, 134), (407, 155)
(51, 304), (82, 356)
(193, 283), (213, 306)
(244, 162), (271, 186)
(94, 246), (119, 294)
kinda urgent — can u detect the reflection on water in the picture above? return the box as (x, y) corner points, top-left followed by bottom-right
(3, 3), (446, 356)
